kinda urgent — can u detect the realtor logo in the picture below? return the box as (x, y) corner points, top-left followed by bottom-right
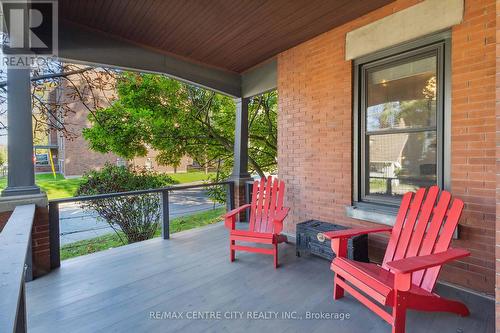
(1, 0), (57, 66)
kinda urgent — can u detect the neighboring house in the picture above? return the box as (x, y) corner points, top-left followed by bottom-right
(368, 132), (408, 179)
(39, 72), (193, 177)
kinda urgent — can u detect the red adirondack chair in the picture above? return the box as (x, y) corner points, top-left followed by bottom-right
(224, 176), (289, 268)
(322, 186), (470, 333)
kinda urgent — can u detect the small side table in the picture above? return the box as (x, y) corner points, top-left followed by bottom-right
(296, 220), (369, 262)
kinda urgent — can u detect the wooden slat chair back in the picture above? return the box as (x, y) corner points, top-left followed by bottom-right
(381, 186), (463, 292)
(224, 177), (289, 268)
(323, 186), (470, 333)
(248, 176), (286, 234)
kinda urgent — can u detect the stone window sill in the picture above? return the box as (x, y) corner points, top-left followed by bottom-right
(345, 203), (398, 226)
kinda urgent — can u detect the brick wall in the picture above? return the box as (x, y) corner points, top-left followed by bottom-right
(131, 153), (193, 173)
(278, 0), (496, 295)
(32, 206), (51, 277)
(58, 77), (119, 177)
(495, 0), (500, 326)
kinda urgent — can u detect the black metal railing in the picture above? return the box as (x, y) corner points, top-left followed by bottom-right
(48, 181), (234, 268)
(0, 204), (36, 333)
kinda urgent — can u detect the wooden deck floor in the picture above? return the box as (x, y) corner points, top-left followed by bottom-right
(27, 222), (494, 333)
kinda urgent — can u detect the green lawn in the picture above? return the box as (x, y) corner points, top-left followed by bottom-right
(60, 206), (226, 260)
(0, 173), (82, 200)
(169, 171), (215, 184)
(0, 171), (215, 200)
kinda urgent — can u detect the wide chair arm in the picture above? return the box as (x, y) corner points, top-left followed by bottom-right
(319, 226), (392, 258)
(386, 248), (470, 291)
(224, 204), (251, 230)
(386, 248), (470, 274)
(321, 227), (393, 241)
(273, 207), (290, 234)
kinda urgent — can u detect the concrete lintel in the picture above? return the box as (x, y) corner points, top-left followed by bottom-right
(345, 0), (464, 60)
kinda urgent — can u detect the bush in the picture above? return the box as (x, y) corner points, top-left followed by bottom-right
(76, 164), (176, 244)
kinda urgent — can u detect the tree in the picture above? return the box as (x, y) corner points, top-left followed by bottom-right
(83, 73), (278, 177)
(0, 57), (117, 141)
(0, 148), (6, 166)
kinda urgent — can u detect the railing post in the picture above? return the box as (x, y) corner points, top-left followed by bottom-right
(49, 201), (60, 269)
(161, 190), (170, 240)
(226, 182), (235, 211)
(386, 178), (392, 196)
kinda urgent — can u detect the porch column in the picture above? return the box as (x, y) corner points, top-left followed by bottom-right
(231, 97), (252, 221)
(2, 68), (40, 196)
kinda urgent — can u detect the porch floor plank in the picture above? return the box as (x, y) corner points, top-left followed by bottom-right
(27, 222), (494, 333)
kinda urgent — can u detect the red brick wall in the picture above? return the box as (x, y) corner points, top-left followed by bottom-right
(58, 76), (119, 177)
(0, 211), (12, 232)
(32, 206), (51, 277)
(131, 153), (193, 173)
(278, 0), (496, 295)
(495, 0), (500, 325)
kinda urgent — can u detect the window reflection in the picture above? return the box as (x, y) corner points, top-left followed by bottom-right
(368, 132), (437, 196)
(365, 54), (438, 198)
(366, 56), (437, 131)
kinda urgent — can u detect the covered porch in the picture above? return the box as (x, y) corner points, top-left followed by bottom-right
(0, 0), (498, 332)
(26, 222), (493, 333)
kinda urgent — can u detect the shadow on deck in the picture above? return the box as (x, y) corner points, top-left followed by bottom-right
(27, 222), (494, 333)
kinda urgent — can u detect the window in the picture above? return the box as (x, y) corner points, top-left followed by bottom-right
(353, 33), (450, 207)
(35, 153), (49, 166)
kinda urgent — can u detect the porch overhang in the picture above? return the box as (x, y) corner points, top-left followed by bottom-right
(58, 0), (396, 97)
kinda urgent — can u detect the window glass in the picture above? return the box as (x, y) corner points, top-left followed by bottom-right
(367, 131), (437, 196)
(363, 52), (439, 200)
(366, 56), (437, 131)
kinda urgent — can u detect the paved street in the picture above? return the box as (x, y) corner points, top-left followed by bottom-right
(60, 188), (223, 245)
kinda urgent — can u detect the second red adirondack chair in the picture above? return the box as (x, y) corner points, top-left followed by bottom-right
(224, 176), (289, 268)
(322, 186), (470, 333)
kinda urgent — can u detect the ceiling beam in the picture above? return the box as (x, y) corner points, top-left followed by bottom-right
(241, 59), (277, 98)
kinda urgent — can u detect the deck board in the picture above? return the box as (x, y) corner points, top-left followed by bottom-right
(27, 222), (494, 333)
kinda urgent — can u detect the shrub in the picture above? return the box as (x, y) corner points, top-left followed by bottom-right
(76, 164), (176, 244)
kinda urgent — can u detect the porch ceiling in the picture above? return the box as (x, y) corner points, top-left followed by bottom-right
(59, 0), (395, 74)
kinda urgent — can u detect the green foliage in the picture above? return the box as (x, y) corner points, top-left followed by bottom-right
(206, 169), (231, 204)
(76, 163), (176, 196)
(0, 149), (6, 166)
(83, 73), (278, 178)
(76, 164), (176, 244)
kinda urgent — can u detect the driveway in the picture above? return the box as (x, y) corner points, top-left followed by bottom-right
(59, 188), (223, 245)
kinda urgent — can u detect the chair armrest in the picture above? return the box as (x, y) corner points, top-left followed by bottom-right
(273, 207), (290, 223)
(386, 248), (470, 274)
(320, 227), (392, 241)
(224, 204), (251, 219)
(322, 227), (392, 259)
(273, 207), (290, 234)
(224, 204), (251, 230)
